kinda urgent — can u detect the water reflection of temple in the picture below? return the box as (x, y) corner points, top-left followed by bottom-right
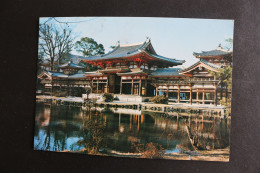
(34, 103), (230, 153)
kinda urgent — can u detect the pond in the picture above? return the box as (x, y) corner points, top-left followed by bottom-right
(34, 102), (230, 160)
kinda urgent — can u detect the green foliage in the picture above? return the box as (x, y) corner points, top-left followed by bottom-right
(216, 67), (232, 89)
(150, 96), (168, 104)
(210, 67), (232, 109)
(103, 93), (114, 102)
(143, 98), (150, 102)
(75, 37), (105, 72)
(78, 117), (105, 155)
(225, 38), (233, 51)
(219, 97), (232, 115)
(75, 37), (105, 56)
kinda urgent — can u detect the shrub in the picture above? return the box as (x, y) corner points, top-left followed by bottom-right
(143, 98), (150, 102)
(150, 96), (168, 104)
(103, 93), (114, 102)
(113, 96), (119, 101)
(132, 142), (164, 159)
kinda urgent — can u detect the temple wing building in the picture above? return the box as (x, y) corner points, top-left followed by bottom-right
(193, 44), (232, 67)
(37, 39), (232, 105)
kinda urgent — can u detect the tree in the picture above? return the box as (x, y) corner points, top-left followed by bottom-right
(75, 37), (105, 56)
(37, 50), (45, 74)
(224, 38), (233, 51)
(211, 67), (232, 107)
(39, 21), (74, 71)
(75, 37), (105, 71)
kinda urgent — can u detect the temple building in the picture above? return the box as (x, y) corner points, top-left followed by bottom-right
(37, 38), (232, 105)
(193, 44), (232, 67)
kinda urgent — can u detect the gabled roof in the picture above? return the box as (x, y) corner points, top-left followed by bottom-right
(81, 38), (185, 66)
(38, 71), (68, 79)
(58, 61), (84, 69)
(179, 59), (221, 74)
(149, 68), (184, 77)
(193, 45), (232, 57)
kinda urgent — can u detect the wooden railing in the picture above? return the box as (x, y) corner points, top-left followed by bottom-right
(151, 78), (219, 85)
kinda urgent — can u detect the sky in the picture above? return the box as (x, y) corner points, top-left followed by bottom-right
(39, 17), (234, 67)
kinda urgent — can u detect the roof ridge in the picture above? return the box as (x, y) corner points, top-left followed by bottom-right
(120, 41), (144, 47)
(101, 44), (120, 57)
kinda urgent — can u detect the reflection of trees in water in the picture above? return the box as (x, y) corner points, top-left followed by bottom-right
(180, 115), (230, 151)
(35, 103), (83, 151)
(132, 142), (164, 159)
(147, 112), (230, 151)
(34, 103), (230, 154)
(78, 111), (106, 154)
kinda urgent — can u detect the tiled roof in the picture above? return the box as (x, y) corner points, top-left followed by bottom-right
(150, 68), (184, 77)
(200, 59), (221, 69)
(179, 59), (221, 73)
(58, 62), (84, 69)
(68, 73), (85, 79)
(145, 51), (185, 65)
(81, 38), (185, 65)
(193, 46), (232, 57)
(47, 71), (68, 78)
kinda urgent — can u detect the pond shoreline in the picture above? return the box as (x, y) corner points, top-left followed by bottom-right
(36, 95), (228, 117)
(61, 147), (230, 162)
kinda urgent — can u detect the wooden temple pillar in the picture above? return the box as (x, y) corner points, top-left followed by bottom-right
(97, 78), (100, 93)
(189, 84), (192, 105)
(177, 85), (180, 103)
(144, 78), (147, 96)
(155, 85), (158, 96)
(131, 78), (134, 95)
(106, 77), (109, 93)
(139, 78), (142, 96)
(120, 77), (122, 94)
(50, 80), (53, 96)
(166, 85), (169, 98)
(90, 78), (93, 94)
(72, 85), (74, 96)
(214, 84), (217, 106)
(43, 84), (45, 95)
(202, 89), (205, 104)
(196, 89), (199, 104)
(214, 75), (217, 106)
(59, 85), (62, 97)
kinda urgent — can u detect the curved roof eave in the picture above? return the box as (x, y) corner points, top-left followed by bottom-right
(179, 59), (220, 74)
